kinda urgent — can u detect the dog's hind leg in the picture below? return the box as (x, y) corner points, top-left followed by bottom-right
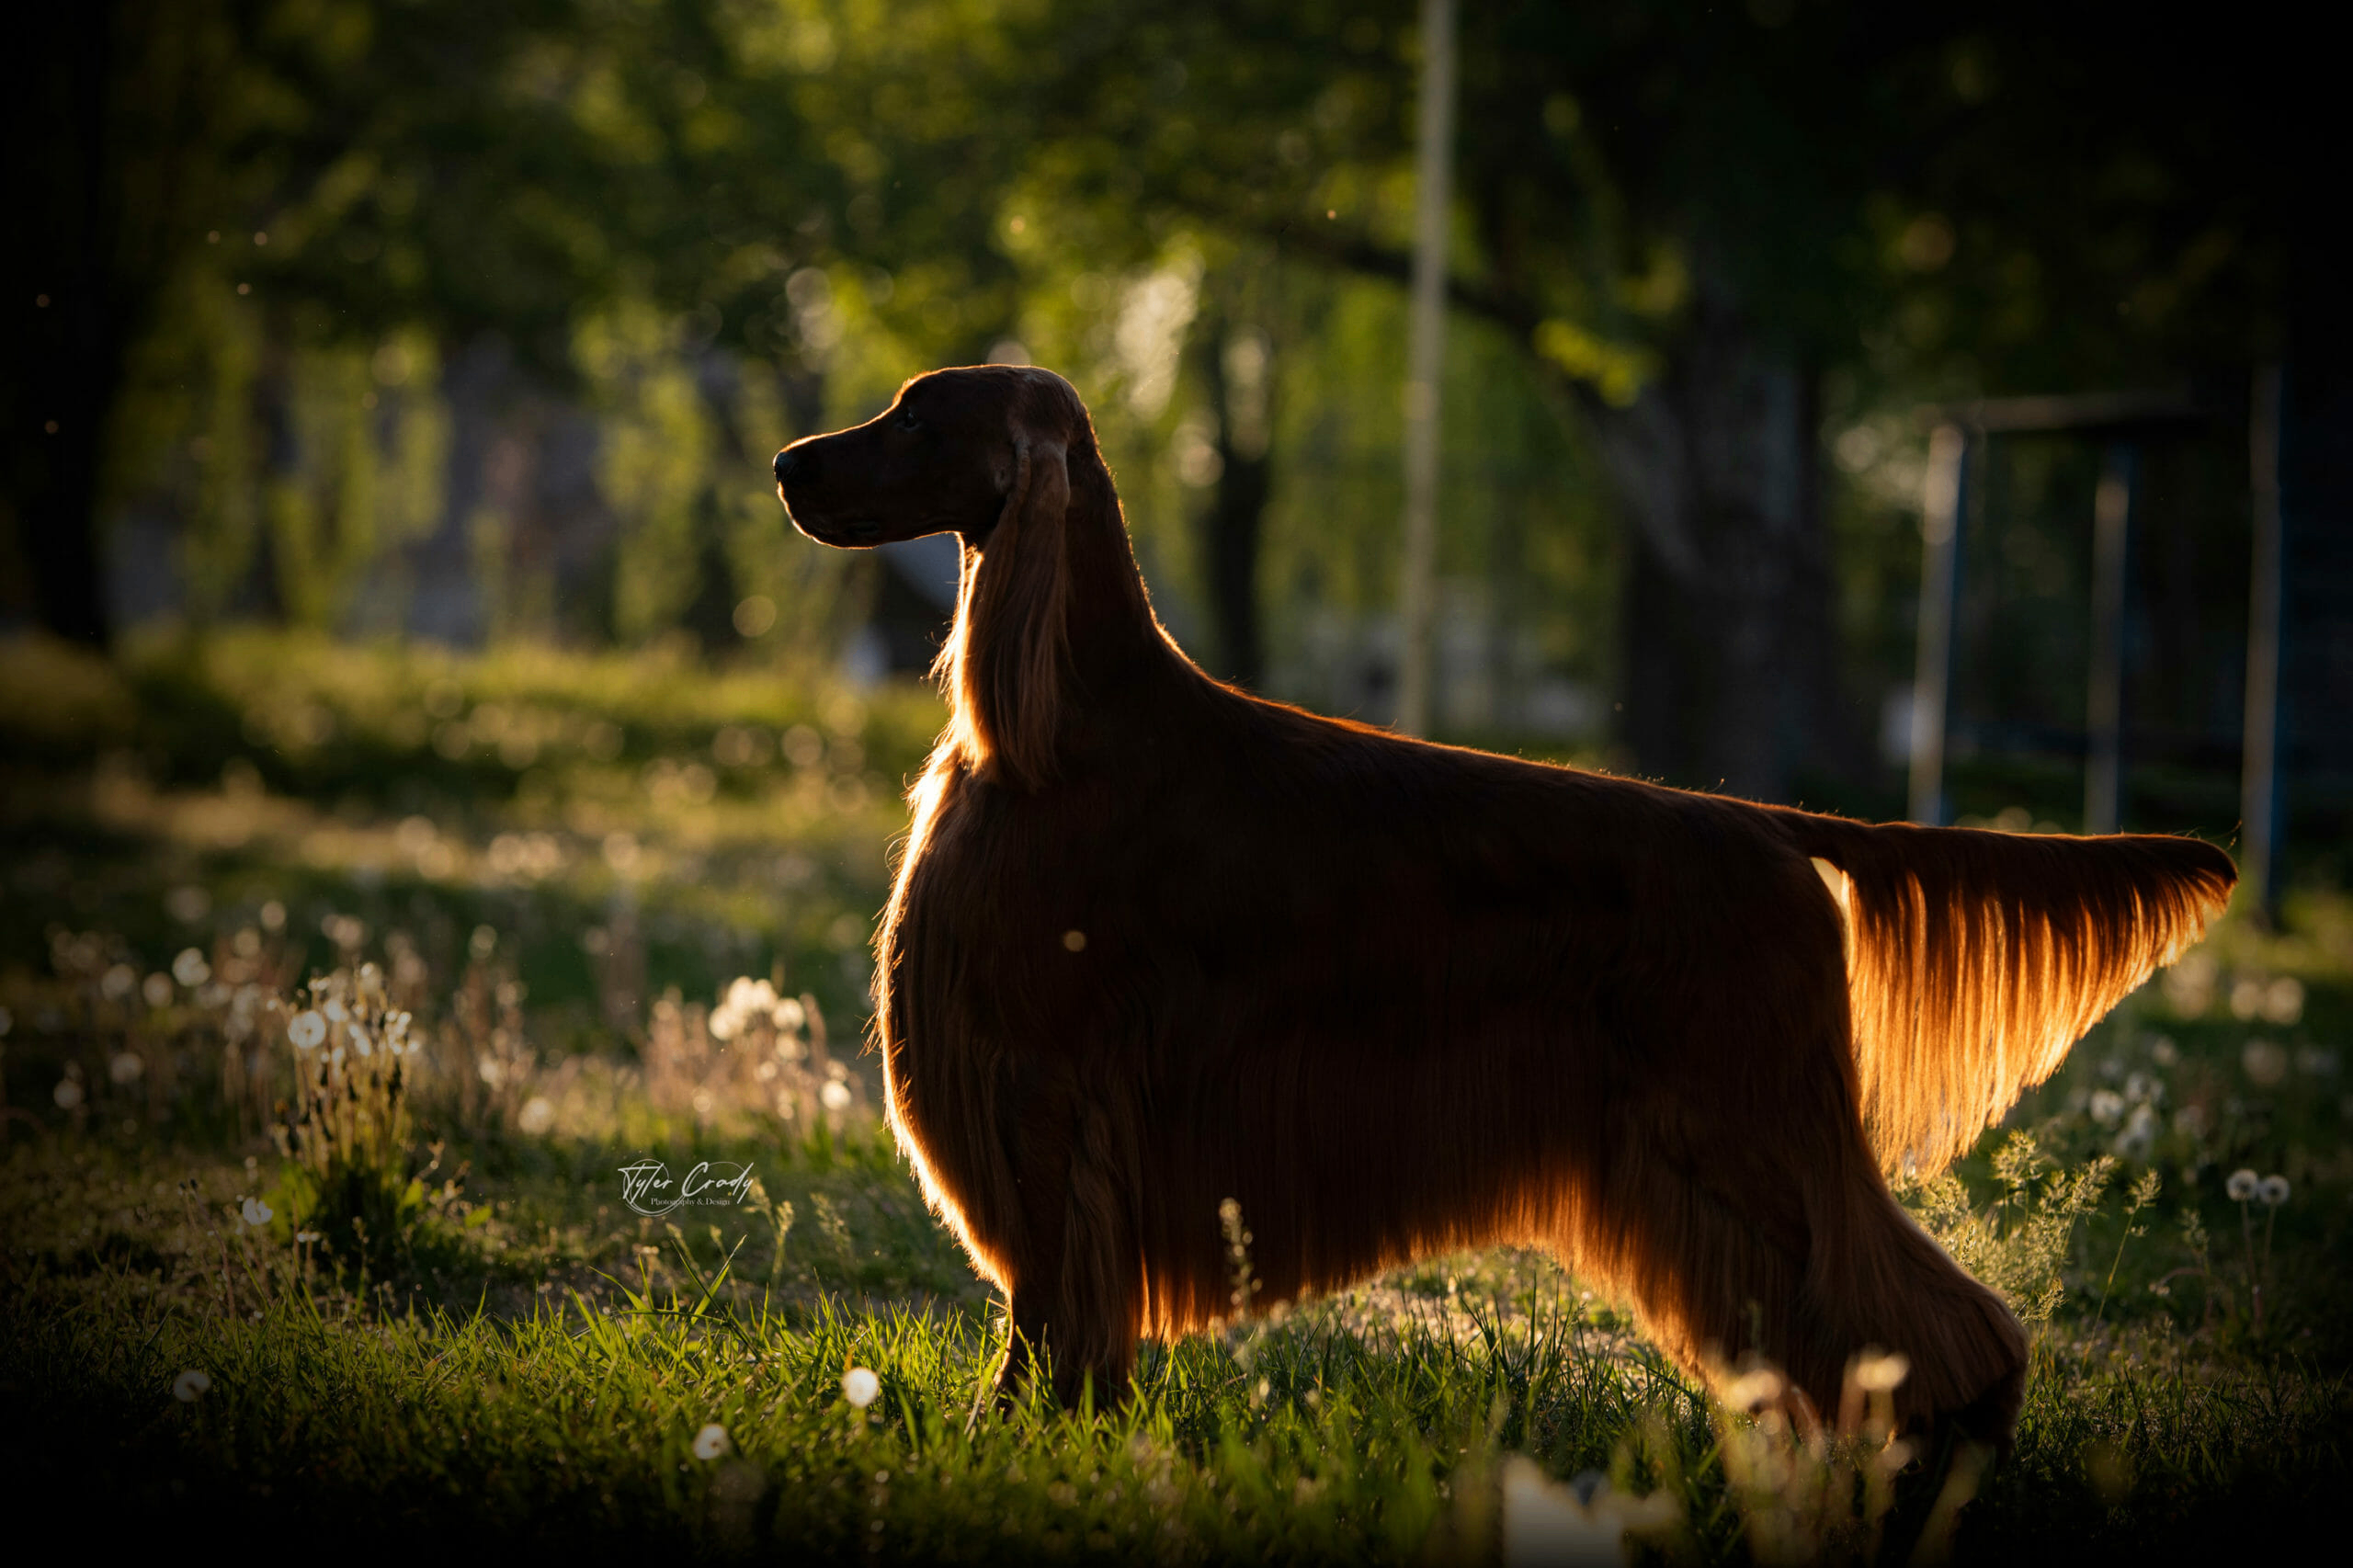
(1566, 1119), (1815, 1411)
(1796, 1137), (2028, 1443)
(1584, 1081), (2026, 1444)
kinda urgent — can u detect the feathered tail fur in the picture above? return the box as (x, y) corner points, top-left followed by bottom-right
(1782, 814), (2236, 1178)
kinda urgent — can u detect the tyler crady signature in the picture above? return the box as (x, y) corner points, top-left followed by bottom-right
(616, 1158), (756, 1218)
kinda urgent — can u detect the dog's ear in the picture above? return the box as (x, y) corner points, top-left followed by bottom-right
(941, 409), (1072, 790)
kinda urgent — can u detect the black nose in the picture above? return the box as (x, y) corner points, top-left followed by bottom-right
(772, 448), (798, 484)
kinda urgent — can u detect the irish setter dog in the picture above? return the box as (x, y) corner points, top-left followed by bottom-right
(774, 365), (2234, 1441)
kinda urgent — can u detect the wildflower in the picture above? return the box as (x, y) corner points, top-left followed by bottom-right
(288, 1010), (327, 1050)
(241, 1197), (273, 1227)
(2242, 1039), (2290, 1086)
(1722, 1367), (1784, 1411)
(172, 1369), (211, 1403)
(52, 1077), (85, 1110)
(2226, 1168), (2259, 1202)
(1500, 1457), (1673, 1568)
(296, 1231), (322, 1244)
(2114, 1103), (2159, 1161)
(1852, 1350), (1910, 1392)
(692, 1423), (731, 1460)
(2258, 1175), (2290, 1207)
(2261, 977), (2304, 1026)
(842, 1367), (881, 1408)
(171, 948), (211, 988)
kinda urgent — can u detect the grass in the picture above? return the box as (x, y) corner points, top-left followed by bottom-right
(3, 629), (2349, 1562)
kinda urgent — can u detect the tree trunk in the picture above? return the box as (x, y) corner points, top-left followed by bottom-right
(1594, 300), (1850, 802)
(5, 5), (124, 647)
(1198, 312), (1274, 687)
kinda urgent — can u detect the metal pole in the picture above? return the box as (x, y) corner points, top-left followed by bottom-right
(2242, 363), (2286, 919)
(1395, 0), (1455, 737)
(1909, 424), (1968, 824)
(2084, 444), (2134, 835)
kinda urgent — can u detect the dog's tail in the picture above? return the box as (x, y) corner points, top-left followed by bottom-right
(1779, 812), (2235, 1179)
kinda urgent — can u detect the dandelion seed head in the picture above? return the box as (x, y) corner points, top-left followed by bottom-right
(171, 948), (211, 987)
(240, 1197), (273, 1227)
(692, 1422), (731, 1460)
(842, 1367), (881, 1408)
(288, 1010), (327, 1050)
(1852, 1351), (1910, 1392)
(2226, 1168), (2259, 1202)
(2258, 1174), (2290, 1207)
(1722, 1368), (1784, 1411)
(173, 1369), (211, 1402)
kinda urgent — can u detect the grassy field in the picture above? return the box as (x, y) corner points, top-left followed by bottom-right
(3, 631), (2348, 1562)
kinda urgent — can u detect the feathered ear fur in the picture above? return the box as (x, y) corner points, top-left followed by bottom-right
(936, 416), (1073, 791)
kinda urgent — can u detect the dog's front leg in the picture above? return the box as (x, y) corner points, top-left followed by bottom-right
(991, 1068), (1142, 1414)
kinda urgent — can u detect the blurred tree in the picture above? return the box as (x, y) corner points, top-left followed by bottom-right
(6, 0), (1033, 652)
(6, 2), (238, 646)
(1016, 0), (2317, 799)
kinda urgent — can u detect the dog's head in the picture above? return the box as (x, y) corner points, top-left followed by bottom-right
(773, 365), (1084, 549)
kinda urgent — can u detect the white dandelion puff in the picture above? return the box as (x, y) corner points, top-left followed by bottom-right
(1722, 1368), (1784, 1412)
(841, 1367), (881, 1408)
(171, 948), (211, 987)
(172, 1369), (211, 1402)
(1852, 1350), (1911, 1392)
(240, 1197), (273, 1227)
(2226, 1168), (2259, 1202)
(288, 1010), (327, 1050)
(692, 1423), (731, 1460)
(2258, 1174), (2290, 1207)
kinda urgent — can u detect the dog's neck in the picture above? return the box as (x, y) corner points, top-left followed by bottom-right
(940, 437), (1174, 791)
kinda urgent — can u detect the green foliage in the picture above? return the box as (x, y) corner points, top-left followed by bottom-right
(1904, 1133), (2114, 1324)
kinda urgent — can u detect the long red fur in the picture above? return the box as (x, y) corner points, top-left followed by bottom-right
(835, 369), (2234, 1437)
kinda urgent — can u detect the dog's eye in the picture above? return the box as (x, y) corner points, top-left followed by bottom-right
(895, 409), (922, 432)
